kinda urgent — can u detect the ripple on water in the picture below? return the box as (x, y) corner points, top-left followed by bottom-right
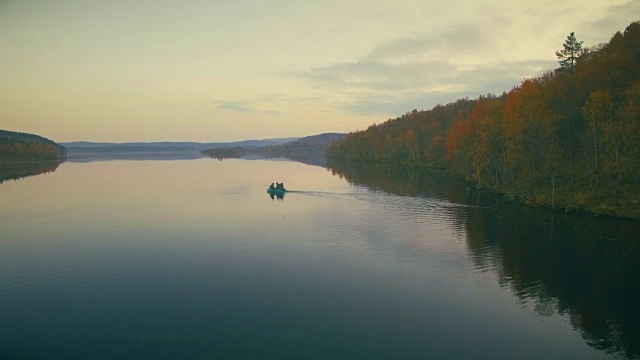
(315, 191), (475, 280)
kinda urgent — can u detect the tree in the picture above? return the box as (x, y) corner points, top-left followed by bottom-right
(467, 96), (504, 188)
(617, 82), (640, 183)
(582, 89), (612, 171)
(556, 32), (584, 72)
(445, 116), (471, 174)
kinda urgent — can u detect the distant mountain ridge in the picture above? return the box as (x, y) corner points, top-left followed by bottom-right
(61, 137), (302, 162)
(202, 133), (346, 164)
(62, 138), (299, 151)
(261, 133), (346, 153)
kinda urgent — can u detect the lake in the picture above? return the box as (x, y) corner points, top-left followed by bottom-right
(1, 158), (639, 359)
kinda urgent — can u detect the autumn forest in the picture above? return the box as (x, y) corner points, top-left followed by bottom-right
(327, 21), (640, 219)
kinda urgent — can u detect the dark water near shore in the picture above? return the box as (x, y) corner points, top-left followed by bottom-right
(1, 158), (639, 359)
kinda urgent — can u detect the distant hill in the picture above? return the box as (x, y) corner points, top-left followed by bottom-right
(62, 138), (299, 151)
(202, 133), (346, 163)
(0, 130), (67, 163)
(61, 138), (300, 161)
(278, 133), (346, 148)
(261, 133), (346, 154)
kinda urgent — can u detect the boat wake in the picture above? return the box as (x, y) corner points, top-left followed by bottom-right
(286, 190), (343, 196)
(284, 189), (498, 211)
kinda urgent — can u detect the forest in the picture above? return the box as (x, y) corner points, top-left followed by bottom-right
(0, 130), (67, 163)
(327, 21), (640, 219)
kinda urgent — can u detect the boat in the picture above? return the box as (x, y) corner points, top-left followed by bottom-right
(267, 187), (286, 195)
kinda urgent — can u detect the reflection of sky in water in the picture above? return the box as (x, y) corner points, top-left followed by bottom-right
(0, 159), (623, 359)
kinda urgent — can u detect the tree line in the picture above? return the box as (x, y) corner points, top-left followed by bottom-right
(327, 21), (640, 219)
(0, 130), (67, 163)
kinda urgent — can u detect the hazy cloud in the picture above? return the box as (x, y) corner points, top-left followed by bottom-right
(298, 50), (555, 116)
(335, 91), (469, 117)
(365, 25), (488, 61)
(213, 100), (280, 115)
(583, 1), (640, 44)
(290, 11), (572, 118)
(215, 100), (254, 113)
(258, 93), (326, 107)
(301, 60), (459, 93)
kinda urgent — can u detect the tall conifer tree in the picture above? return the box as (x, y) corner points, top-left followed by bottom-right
(555, 32), (584, 72)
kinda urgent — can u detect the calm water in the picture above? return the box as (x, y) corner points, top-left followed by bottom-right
(1, 158), (639, 360)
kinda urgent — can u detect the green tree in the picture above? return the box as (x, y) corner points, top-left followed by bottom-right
(556, 32), (584, 72)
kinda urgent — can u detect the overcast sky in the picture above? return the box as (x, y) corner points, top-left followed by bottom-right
(1, 0), (638, 142)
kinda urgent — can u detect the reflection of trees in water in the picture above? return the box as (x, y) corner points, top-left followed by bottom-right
(0, 161), (63, 184)
(259, 153), (328, 167)
(204, 150), (329, 168)
(327, 159), (640, 359)
(327, 159), (481, 203)
(284, 154), (327, 167)
(464, 207), (640, 359)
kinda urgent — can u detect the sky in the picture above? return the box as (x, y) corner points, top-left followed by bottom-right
(0, 0), (638, 143)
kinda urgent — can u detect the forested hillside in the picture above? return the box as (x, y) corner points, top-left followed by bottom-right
(202, 133), (345, 160)
(260, 133), (345, 155)
(0, 130), (67, 163)
(327, 21), (640, 218)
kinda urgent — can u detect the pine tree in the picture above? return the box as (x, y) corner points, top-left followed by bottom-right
(555, 32), (584, 72)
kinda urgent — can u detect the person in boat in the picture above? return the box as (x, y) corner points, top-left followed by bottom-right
(269, 183), (276, 190)
(276, 182), (285, 190)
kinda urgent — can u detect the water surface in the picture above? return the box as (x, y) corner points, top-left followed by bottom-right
(1, 158), (638, 359)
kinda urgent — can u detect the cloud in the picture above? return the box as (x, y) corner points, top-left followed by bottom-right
(301, 59), (459, 94)
(582, 1), (640, 44)
(212, 100), (280, 115)
(215, 100), (254, 113)
(452, 59), (557, 90)
(288, 16), (565, 118)
(335, 91), (468, 117)
(286, 2), (633, 119)
(296, 55), (555, 116)
(364, 25), (488, 61)
(257, 93), (326, 107)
